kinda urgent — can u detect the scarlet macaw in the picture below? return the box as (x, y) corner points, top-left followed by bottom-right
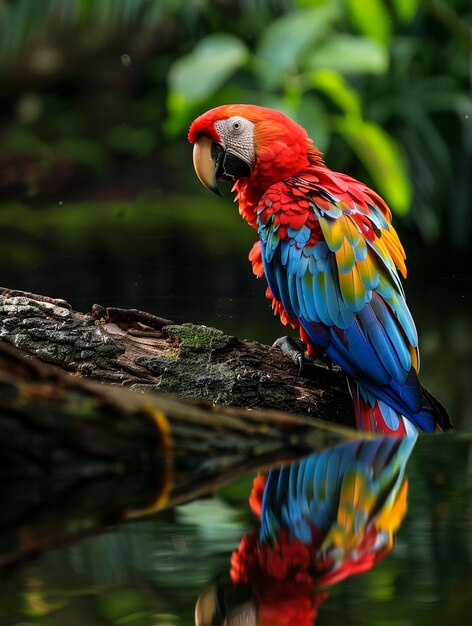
(189, 105), (451, 435)
(196, 435), (415, 626)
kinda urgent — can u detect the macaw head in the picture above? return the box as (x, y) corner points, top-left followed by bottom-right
(188, 104), (322, 196)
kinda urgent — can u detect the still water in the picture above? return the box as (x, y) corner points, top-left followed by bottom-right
(0, 431), (471, 625)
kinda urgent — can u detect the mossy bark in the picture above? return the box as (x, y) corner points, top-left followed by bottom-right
(0, 288), (353, 426)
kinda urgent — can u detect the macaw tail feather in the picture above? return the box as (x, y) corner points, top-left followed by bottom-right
(421, 384), (451, 431)
(350, 378), (451, 435)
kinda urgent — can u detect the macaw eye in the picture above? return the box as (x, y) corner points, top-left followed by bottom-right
(231, 119), (243, 131)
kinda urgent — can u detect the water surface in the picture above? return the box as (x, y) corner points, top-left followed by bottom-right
(1, 431), (470, 625)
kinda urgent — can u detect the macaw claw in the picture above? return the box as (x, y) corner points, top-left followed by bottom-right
(271, 336), (313, 375)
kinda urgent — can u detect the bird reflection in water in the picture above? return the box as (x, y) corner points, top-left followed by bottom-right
(196, 434), (416, 626)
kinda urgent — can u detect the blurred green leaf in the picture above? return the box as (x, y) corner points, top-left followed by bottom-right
(346, 0), (392, 45)
(295, 0), (329, 7)
(168, 34), (249, 102)
(164, 92), (199, 136)
(391, 0), (419, 21)
(308, 69), (362, 116)
(308, 34), (388, 74)
(335, 116), (411, 213)
(256, 5), (340, 75)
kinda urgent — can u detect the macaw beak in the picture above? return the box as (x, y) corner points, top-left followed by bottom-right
(195, 583), (218, 626)
(193, 137), (252, 197)
(193, 137), (223, 196)
(195, 579), (256, 626)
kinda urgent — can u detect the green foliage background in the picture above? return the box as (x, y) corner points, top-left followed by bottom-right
(0, 0), (470, 245)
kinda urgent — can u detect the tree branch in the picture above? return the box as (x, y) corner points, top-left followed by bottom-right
(0, 287), (353, 425)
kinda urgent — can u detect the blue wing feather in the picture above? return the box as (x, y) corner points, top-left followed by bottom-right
(256, 178), (446, 432)
(259, 436), (416, 544)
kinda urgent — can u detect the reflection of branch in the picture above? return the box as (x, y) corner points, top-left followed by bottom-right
(422, 0), (472, 51)
(0, 339), (351, 573)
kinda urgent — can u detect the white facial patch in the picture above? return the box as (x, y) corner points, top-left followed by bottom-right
(214, 117), (255, 168)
